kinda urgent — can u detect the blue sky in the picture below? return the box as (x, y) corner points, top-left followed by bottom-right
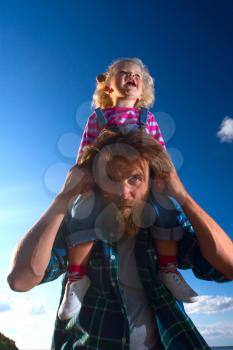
(0, 0), (233, 348)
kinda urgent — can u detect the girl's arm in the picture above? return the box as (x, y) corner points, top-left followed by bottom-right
(146, 112), (166, 149)
(7, 165), (93, 292)
(76, 112), (99, 161)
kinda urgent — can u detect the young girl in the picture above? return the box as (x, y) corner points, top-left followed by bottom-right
(58, 58), (198, 321)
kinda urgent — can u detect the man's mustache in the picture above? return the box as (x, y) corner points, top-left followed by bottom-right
(104, 196), (146, 210)
(119, 200), (134, 208)
(110, 199), (135, 208)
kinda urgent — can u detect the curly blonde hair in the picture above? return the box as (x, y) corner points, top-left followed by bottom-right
(92, 58), (155, 109)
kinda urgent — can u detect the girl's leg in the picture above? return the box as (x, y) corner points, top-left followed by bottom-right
(154, 239), (177, 256)
(68, 241), (94, 265)
(66, 241), (94, 282)
(58, 189), (107, 320)
(155, 239), (178, 271)
(66, 241), (93, 283)
(58, 241), (94, 321)
(154, 238), (198, 303)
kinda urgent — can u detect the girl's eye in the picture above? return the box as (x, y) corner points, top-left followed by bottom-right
(118, 71), (142, 80)
(118, 70), (128, 75)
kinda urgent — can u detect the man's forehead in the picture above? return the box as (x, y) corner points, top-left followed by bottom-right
(107, 157), (148, 179)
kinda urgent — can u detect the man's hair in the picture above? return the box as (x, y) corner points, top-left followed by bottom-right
(92, 58), (155, 109)
(78, 129), (173, 180)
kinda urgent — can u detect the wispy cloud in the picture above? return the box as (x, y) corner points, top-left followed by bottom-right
(217, 117), (233, 143)
(200, 323), (233, 338)
(1, 293), (233, 349)
(198, 322), (233, 341)
(0, 294), (54, 349)
(0, 301), (11, 312)
(0, 295), (46, 315)
(184, 295), (233, 314)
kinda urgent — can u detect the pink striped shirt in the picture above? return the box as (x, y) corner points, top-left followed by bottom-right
(77, 107), (165, 160)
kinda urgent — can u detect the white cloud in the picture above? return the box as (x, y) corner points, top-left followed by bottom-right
(0, 294), (55, 349)
(184, 295), (233, 314)
(217, 117), (233, 143)
(197, 321), (233, 346)
(2, 293), (233, 349)
(199, 322), (233, 338)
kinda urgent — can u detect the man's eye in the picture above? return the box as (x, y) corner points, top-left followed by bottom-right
(128, 175), (143, 185)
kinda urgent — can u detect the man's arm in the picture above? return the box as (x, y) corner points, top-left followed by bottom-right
(7, 165), (93, 292)
(154, 168), (233, 279)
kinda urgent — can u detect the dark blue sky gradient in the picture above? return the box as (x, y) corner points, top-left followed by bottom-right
(1, 0), (232, 221)
(0, 1), (233, 346)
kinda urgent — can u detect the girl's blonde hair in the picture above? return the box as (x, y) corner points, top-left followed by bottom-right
(92, 58), (155, 109)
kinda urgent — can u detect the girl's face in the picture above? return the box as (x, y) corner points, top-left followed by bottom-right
(108, 62), (144, 107)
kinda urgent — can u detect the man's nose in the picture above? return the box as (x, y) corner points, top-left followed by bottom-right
(119, 183), (131, 199)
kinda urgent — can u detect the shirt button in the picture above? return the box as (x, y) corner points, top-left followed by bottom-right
(110, 255), (115, 260)
(122, 337), (126, 344)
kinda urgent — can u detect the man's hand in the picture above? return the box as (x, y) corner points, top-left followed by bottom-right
(58, 165), (94, 203)
(153, 168), (188, 205)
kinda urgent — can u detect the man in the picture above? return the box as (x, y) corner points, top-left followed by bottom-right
(8, 130), (233, 349)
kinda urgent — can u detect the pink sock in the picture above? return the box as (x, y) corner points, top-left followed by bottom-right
(67, 264), (87, 283)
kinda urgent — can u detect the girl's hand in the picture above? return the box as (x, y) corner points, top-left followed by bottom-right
(152, 168), (188, 205)
(57, 164), (94, 203)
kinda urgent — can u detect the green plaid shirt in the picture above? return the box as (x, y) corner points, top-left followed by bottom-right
(41, 213), (228, 350)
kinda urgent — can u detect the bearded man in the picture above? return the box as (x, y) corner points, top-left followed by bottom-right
(8, 130), (233, 350)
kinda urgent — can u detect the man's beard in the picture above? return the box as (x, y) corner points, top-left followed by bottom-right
(112, 193), (149, 238)
(94, 200), (140, 242)
(116, 205), (139, 238)
(95, 190), (152, 243)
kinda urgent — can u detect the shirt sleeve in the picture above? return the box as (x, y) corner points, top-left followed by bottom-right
(76, 112), (99, 161)
(146, 112), (166, 149)
(39, 221), (68, 284)
(149, 195), (184, 241)
(177, 213), (230, 282)
(39, 250), (67, 284)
